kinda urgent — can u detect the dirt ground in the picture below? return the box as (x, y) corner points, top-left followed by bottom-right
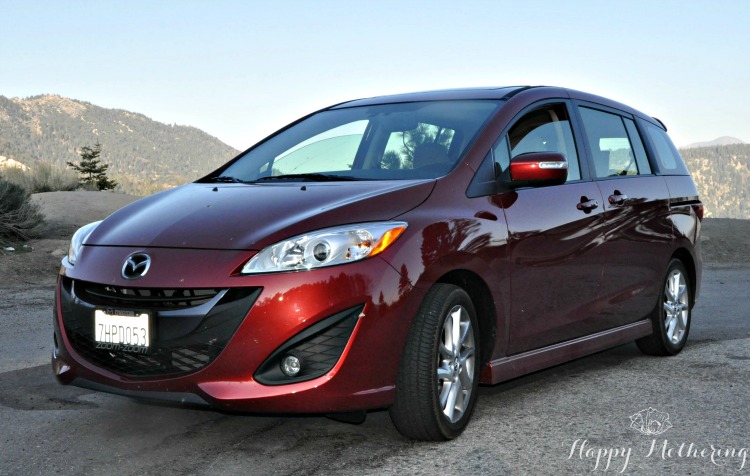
(0, 191), (748, 287)
(0, 191), (139, 285)
(699, 217), (750, 264)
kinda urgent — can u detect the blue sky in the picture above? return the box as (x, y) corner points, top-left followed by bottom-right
(2, 0), (747, 149)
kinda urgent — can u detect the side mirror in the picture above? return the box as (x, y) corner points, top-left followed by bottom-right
(508, 152), (568, 188)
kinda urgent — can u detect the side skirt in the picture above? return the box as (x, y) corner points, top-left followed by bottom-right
(480, 320), (652, 385)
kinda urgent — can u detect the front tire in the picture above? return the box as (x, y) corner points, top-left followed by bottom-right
(637, 258), (692, 356)
(389, 284), (480, 440)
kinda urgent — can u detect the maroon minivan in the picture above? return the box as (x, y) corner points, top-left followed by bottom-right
(53, 86), (702, 440)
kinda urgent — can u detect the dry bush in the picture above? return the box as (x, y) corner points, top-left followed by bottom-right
(0, 177), (44, 241)
(2, 162), (79, 193)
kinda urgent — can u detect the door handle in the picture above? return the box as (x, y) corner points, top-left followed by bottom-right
(608, 190), (628, 206)
(576, 197), (599, 213)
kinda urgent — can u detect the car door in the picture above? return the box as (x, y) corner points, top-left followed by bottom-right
(574, 104), (673, 327)
(491, 101), (608, 355)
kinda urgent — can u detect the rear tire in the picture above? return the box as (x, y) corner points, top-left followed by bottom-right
(389, 284), (480, 440)
(637, 258), (692, 356)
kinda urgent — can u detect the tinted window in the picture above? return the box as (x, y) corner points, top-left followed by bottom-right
(579, 107), (642, 178)
(643, 122), (690, 175)
(623, 118), (651, 174)
(495, 103), (581, 181)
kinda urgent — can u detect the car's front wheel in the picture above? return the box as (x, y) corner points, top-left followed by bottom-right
(389, 284), (480, 440)
(637, 258), (692, 356)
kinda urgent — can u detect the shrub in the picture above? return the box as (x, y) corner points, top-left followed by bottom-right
(1, 162), (79, 193)
(0, 177), (44, 241)
(30, 161), (79, 192)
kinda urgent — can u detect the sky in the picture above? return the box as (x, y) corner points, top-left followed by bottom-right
(2, 0), (748, 150)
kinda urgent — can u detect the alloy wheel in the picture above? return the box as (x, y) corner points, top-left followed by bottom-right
(436, 305), (476, 423)
(663, 268), (689, 345)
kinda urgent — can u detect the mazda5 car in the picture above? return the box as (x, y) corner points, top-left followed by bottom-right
(52, 86), (702, 440)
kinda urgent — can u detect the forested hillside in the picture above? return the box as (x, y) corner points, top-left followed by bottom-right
(0, 95), (239, 195)
(680, 144), (750, 219)
(0, 94), (747, 217)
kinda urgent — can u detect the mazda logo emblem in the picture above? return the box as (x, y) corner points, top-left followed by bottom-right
(122, 253), (151, 280)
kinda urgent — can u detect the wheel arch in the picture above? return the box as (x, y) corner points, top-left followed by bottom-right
(434, 269), (497, 366)
(671, 247), (697, 307)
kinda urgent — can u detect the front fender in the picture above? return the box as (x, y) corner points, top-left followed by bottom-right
(379, 213), (511, 362)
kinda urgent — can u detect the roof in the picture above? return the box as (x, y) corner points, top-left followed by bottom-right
(329, 85), (664, 129)
(331, 86), (529, 108)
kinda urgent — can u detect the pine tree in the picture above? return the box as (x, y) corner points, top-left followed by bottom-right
(67, 142), (118, 191)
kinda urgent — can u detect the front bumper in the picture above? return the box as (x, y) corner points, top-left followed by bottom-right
(52, 246), (423, 413)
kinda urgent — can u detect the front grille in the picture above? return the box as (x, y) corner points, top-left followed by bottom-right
(60, 278), (260, 378)
(77, 282), (221, 309)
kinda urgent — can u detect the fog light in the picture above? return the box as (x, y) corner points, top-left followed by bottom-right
(281, 354), (301, 377)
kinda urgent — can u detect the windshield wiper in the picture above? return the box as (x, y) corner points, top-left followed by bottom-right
(208, 175), (245, 183)
(254, 173), (360, 182)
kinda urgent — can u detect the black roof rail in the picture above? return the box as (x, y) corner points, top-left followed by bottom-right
(501, 86), (534, 100)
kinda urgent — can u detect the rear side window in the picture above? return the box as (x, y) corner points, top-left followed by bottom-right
(578, 107), (647, 178)
(643, 122), (690, 175)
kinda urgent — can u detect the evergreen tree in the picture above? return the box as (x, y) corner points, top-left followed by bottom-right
(67, 142), (117, 191)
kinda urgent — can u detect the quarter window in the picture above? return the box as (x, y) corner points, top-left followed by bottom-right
(643, 122), (690, 175)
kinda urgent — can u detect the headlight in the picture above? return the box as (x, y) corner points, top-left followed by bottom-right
(241, 222), (407, 274)
(67, 220), (102, 266)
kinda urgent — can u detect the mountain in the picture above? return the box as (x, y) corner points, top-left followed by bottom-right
(0, 95), (239, 195)
(680, 143), (750, 219)
(684, 136), (746, 149)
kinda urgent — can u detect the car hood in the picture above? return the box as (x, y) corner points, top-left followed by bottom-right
(86, 180), (435, 249)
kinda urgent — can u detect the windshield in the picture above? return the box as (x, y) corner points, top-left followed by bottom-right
(207, 100), (501, 182)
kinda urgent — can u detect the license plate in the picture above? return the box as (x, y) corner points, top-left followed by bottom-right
(94, 309), (150, 353)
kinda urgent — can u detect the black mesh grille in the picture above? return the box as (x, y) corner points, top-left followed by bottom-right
(76, 283), (221, 309)
(254, 305), (363, 385)
(60, 278), (260, 378)
(291, 319), (360, 375)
